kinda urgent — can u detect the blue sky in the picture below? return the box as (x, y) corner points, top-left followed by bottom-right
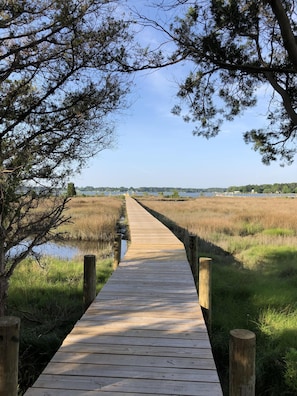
(73, 67), (297, 189)
(73, 3), (297, 189)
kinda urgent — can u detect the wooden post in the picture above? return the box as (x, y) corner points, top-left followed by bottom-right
(199, 257), (212, 330)
(113, 233), (122, 270)
(229, 329), (256, 396)
(0, 316), (20, 396)
(83, 254), (96, 311)
(189, 234), (198, 287)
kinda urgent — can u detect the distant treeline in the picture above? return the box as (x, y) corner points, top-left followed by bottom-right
(227, 183), (297, 194)
(77, 186), (225, 194)
(77, 184), (297, 195)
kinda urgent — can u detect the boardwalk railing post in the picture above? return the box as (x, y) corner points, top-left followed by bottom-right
(113, 232), (122, 270)
(229, 329), (256, 396)
(83, 254), (96, 311)
(199, 257), (212, 331)
(189, 234), (198, 287)
(0, 316), (20, 396)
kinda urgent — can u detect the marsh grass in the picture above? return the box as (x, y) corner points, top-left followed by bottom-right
(7, 196), (124, 394)
(138, 196), (297, 395)
(58, 196), (124, 241)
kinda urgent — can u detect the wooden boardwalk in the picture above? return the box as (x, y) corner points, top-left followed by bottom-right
(24, 197), (222, 396)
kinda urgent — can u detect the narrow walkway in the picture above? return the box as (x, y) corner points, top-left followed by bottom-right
(25, 197), (222, 396)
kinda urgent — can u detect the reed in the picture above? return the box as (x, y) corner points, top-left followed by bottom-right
(58, 196), (124, 241)
(138, 196), (297, 255)
(138, 196), (297, 395)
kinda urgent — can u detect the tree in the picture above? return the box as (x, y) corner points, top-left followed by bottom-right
(171, 189), (180, 199)
(136, 0), (297, 165)
(67, 183), (77, 197)
(0, 0), (134, 315)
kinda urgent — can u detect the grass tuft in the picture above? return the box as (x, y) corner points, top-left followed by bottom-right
(262, 228), (295, 237)
(285, 348), (297, 392)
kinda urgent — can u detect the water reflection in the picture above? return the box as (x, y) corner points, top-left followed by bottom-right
(31, 239), (127, 260)
(33, 241), (80, 260)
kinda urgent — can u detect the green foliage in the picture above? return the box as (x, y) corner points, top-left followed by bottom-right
(285, 348), (297, 392)
(171, 189), (180, 199)
(226, 237), (254, 255)
(145, 1), (297, 164)
(0, 0), (135, 314)
(67, 182), (77, 197)
(239, 222), (263, 236)
(227, 182), (297, 194)
(211, 253), (297, 395)
(239, 245), (297, 275)
(262, 228), (295, 237)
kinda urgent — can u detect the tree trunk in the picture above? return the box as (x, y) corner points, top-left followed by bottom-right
(0, 234), (7, 317)
(269, 0), (297, 71)
(0, 275), (8, 317)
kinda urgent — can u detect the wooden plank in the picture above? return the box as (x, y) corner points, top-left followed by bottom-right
(49, 352), (217, 370)
(63, 334), (211, 349)
(79, 306), (200, 318)
(24, 196), (222, 396)
(90, 295), (198, 305)
(30, 375), (222, 395)
(40, 366), (219, 383)
(72, 320), (208, 334)
(26, 376), (223, 396)
(75, 315), (206, 329)
(25, 390), (157, 396)
(58, 342), (212, 357)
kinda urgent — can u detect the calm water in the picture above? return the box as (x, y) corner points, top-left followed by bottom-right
(10, 239), (127, 261)
(38, 239), (127, 260)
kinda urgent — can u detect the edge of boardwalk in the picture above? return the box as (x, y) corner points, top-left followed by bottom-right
(24, 196), (223, 396)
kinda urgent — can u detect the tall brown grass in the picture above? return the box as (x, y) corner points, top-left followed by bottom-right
(138, 196), (297, 259)
(58, 196), (124, 241)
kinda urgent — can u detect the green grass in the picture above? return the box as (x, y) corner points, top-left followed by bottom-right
(7, 256), (113, 395)
(262, 228), (295, 237)
(285, 348), (297, 392)
(239, 221), (264, 236)
(211, 249), (297, 395)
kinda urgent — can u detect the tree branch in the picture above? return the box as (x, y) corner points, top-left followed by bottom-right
(268, 0), (297, 71)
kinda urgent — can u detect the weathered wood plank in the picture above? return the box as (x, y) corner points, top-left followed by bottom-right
(41, 369), (220, 385)
(79, 306), (200, 318)
(29, 374), (223, 395)
(24, 390), (154, 396)
(71, 321), (208, 335)
(63, 334), (211, 349)
(49, 352), (217, 370)
(75, 315), (207, 329)
(58, 342), (212, 357)
(24, 196), (222, 396)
